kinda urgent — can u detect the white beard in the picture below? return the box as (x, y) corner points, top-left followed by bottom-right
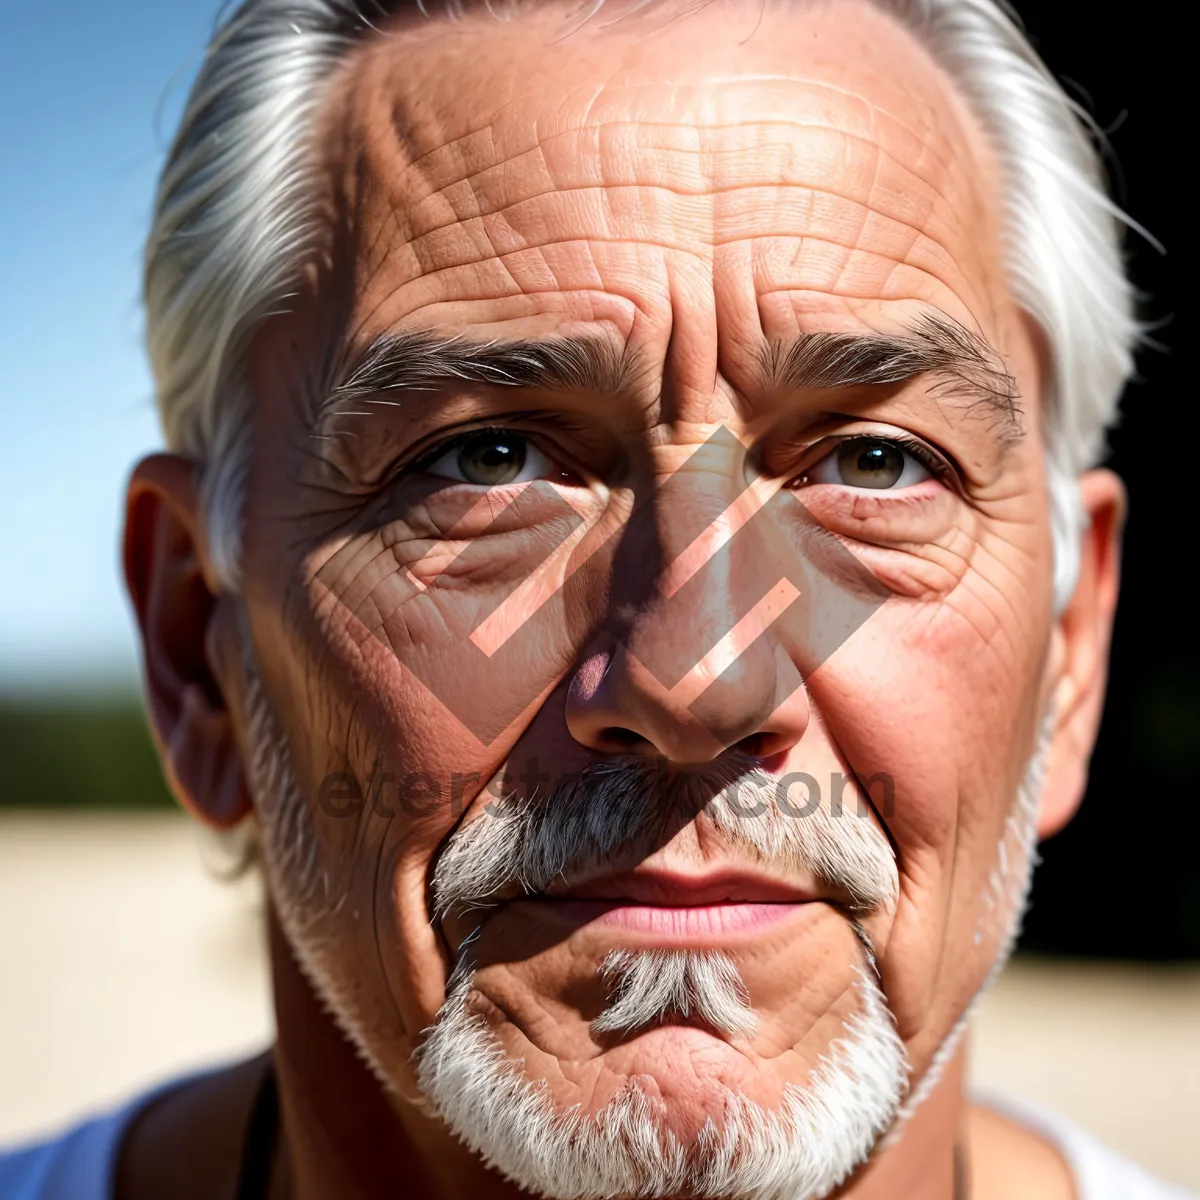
(415, 953), (908, 1200)
(237, 630), (1050, 1200)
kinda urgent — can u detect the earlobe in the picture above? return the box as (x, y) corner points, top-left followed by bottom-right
(124, 454), (252, 829)
(1036, 469), (1126, 839)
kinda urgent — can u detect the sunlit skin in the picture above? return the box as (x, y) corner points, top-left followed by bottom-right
(121, 1), (1124, 1197)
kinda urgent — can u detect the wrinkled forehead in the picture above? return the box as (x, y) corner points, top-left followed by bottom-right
(319, 0), (1010, 363)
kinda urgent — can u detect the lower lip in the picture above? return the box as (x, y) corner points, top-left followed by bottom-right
(543, 900), (808, 937)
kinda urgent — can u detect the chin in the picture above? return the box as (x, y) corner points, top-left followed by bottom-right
(584, 1023), (777, 1140)
(413, 954), (909, 1200)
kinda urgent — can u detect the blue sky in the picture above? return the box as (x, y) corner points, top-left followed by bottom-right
(1, 0), (227, 691)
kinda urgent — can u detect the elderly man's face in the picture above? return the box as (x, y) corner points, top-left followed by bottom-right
(133, 0), (1120, 1191)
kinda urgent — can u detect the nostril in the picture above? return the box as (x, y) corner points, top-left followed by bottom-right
(734, 732), (776, 760)
(600, 726), (651, 750)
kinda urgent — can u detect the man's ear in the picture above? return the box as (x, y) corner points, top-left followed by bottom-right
(123, 453), (252, 829)
(1037, 468), (1126, 838)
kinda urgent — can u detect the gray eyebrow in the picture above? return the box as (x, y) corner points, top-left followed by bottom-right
(315, 313), (1021, 442)
(761, 312), (1023, 441)
(315, 331), (639, 435)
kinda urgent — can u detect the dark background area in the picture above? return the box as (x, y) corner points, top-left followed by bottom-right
(0, 3), (1193, 960)
(1008, 4), (1198, 961)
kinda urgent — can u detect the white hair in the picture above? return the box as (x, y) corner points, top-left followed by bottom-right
(591, 949), (759, 1039)
(431, 756), (899, 919)
(145, 0), (1138, 607)
(416, 956), (908, 1200)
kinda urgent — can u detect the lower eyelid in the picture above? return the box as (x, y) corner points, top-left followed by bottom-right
(796, 479), (958, 546)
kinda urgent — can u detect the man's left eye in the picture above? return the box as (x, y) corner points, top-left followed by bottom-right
(803, 436), (931, 490)
(423, 430), (559, 486)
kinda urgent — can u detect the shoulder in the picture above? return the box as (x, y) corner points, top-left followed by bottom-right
(0, 1105), (136, 1200)
(112, 1054), (270, 1200)
(0, 1056), (268, 1200)
(977, 1092), (1198, 1200)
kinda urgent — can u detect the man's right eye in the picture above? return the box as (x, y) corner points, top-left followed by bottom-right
(422, 430), (559, 487)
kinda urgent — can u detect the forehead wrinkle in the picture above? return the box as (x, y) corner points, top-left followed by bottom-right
(359, 214), (985, 349)
(391, 123), (966, 252)
(342, 2), (996, 225)
(321, 1), (1009, 395)
(344, 16), (984, 242)
(358, 121), (983, 314)
(386, 86), (962, 209)
(388, 179), (974, 299)
(392, 186), (954, 262)
(341, 83), (990, 331)
(376, 85), (972, 233)
(367, 43), (964, 188)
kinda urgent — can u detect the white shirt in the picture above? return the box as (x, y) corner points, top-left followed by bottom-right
(980, 1093), (1197, 1200)
(0, 1083), (1194, 1198)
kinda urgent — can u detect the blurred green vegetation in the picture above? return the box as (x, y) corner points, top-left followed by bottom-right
(0, 692), (175, 810)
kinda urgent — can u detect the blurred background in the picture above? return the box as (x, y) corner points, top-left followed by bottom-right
(0, 0), (1196, 1190)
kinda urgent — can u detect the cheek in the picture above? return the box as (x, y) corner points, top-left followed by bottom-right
(808, 596), (1047, 1045)
(260, 542), (618, 1036)
(309, 478), (619, 745)
(794, 483), (978, 603)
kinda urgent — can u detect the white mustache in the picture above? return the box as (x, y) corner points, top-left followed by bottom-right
(432, 756), (898, 918)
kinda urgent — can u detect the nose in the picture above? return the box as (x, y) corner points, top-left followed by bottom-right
(565, 445), (811, 764)
(566, 635), (809, 764)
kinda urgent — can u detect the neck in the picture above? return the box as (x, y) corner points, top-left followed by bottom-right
(831, 1051), (969, 1200)
(269, 912), (969, 1200)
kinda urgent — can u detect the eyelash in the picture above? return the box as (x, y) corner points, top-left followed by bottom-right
(399, 410), (597, 479)
(795, 432), (958, 487)
(407, 425), (516, 475)
(400, 422), (957, 492)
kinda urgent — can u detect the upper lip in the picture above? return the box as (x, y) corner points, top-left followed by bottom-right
(539, 867), (823, 906)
